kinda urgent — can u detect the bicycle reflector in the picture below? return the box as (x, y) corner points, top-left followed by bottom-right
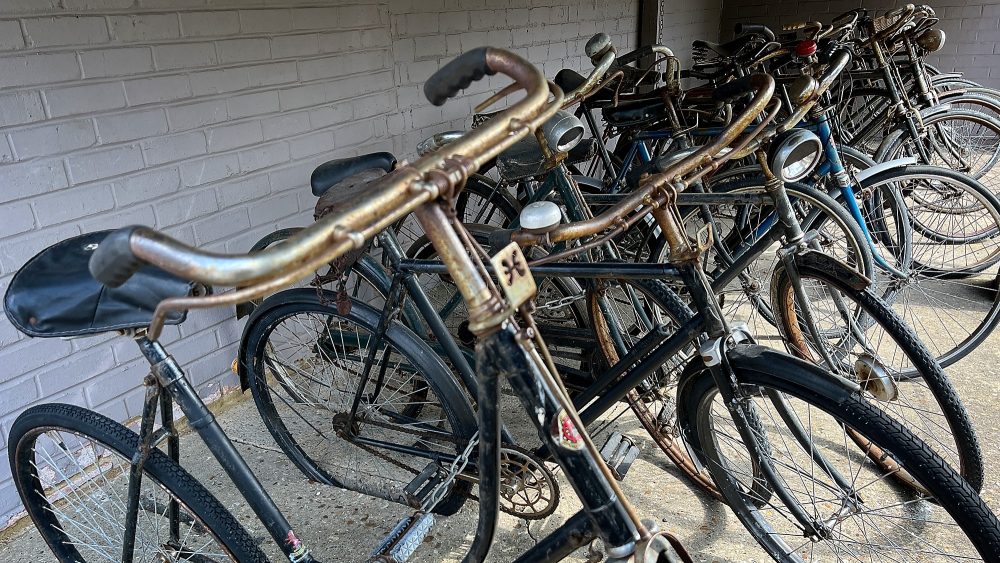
(768, 129), (822, 182)
(916, 29), (946, 52)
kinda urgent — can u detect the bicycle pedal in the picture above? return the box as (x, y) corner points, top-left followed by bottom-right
(600, 432), (641, 480)
(402, 461), (445, 508)
(367, 512), (435, 563)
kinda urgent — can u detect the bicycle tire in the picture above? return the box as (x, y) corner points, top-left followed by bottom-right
(770, 263), (984, 491)
(586, 277), (724, 496)
(678, 344), (1000, 561)
(850, 165), (1000, 367)
(10, 403), (267, 562)
(241, 289), (477, 517)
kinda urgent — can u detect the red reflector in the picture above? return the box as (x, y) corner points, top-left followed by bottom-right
(796, 39), (818, 57)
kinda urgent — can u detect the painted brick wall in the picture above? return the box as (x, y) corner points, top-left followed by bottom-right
(719, 0), (1000, 89)
(0, 0), (653, 528)
(659, 0), (724, 67)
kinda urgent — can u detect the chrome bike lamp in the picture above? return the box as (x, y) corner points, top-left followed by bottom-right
(786, 74), (819, 106)
(916, 28), (946, 52)
(768, 129), (822, 182)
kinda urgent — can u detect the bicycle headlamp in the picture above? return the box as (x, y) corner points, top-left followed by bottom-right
(786, 75), (819, 106)
(540, 111), (585, 153)
(916, 28), (946, 52)
(768, 129), (822, 182)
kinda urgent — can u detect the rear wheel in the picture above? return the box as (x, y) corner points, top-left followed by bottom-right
(10, 403), (265, 562)
(241, 291), (477, 517)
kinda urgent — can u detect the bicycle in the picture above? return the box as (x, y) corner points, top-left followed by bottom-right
(6, 48), (1000, 563)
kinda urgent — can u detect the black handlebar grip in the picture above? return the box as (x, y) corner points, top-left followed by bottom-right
(423, 47), (497, 106)
(734, 23), (775, 41)
(89, 226), (145, 288)
(713, 76), (755, 102)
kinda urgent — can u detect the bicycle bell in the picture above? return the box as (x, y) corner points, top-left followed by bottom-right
(519, 201), (563, 234)
(916, 28), (946, 52)
(586, 32), (614, 65)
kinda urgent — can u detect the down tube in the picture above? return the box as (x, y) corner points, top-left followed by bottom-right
(478, 326), (639, 557)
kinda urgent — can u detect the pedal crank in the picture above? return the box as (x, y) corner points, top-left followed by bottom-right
(367, 512), (435, 563)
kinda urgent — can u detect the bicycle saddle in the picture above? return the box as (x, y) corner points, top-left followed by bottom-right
(4, 231), (195, 338)
(692, 34), (756, 59)
(310, 151), (396, 197)
(602, 97), (666, 127)
(554, 69), (614, 104)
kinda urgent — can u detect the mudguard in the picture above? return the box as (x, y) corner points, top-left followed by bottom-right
(773, 248), (871, 296)
(675, 343), (862, 442)
(851, 156), (918, 184)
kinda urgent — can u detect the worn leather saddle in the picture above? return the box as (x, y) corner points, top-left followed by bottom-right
(4, 230), (196, 338)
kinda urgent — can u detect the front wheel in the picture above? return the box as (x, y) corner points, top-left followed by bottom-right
(679, 345), (1000, 562)
(240, 290), (478, 517)
(770, 262), (983, 491)
(10, 403), (266, 562)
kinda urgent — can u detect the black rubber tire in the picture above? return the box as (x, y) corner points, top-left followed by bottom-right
(241, 289), (477, 516)
(678, 345), (1000, 561)
(770, 264), (984, 491)
(10, 403), (267, 563)
(848, 166), (1000, 368)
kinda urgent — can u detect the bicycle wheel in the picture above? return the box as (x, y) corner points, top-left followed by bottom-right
(241, 289), (478, 517)
(854, 166), (1000, 367)
(878, 108), (1000, 193)
(770, 263), (983, 491)
(587, 277), (721, 496)
(679, 345), (1000, 561)
(10, 403), (266, 562)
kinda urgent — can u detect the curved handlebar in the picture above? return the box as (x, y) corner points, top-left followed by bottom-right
(90, 48), (554, 289)
(515, 74), (775, 246)
(562, 50), (616, 107)
(777, 48), (851, 132)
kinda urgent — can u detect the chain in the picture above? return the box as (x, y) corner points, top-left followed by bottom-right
(536, 292), (586, 312)
(420, 432), (479, 512)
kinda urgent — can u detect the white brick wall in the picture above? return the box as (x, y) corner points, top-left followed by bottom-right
(719, 0), (1000, 89)
(0, 0), (662, 528)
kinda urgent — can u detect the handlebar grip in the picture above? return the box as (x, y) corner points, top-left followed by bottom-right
(89, 226), (145, 288)
(734, 23), (775, 41)
(713, 76), (755, 102)
(424, 47), (497, 106)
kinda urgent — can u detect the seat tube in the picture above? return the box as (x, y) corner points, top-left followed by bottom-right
(137, 337), (315, 563)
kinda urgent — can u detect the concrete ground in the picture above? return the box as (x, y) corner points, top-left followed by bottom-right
(0, 323), (998, 562)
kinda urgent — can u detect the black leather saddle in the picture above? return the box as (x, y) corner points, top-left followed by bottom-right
(4, 231), (195, 338)
(692, 34), (756, 59)
(310, 152), (396, 197)
(554, 69), (615, 107)
(602, 97), (667, 127)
